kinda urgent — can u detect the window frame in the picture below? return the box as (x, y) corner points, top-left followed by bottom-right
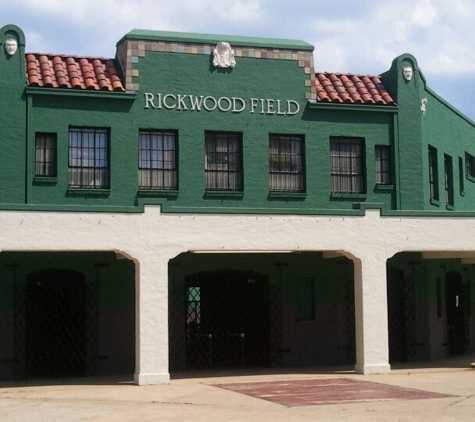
(375, 145), (392, 185)
(444, 153), (454, 207)
(204, 131), (243, 192)
(138, 129), (178, 191)
(428, 145), (439, 202)
(68, 127), (110, 189)
(330, 136), (366, 194)
(34, 132), (57, 178)
(459, 156), (465, 195)
(465, 152), (475, 180)
(269, 134), (305, 193)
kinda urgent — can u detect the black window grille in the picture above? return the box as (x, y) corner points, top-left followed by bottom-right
(68, 127), (109, 189)
(35, 133), (56, 177)
(205, 131), (242, 191)
(330, 137), (365, 193)
(139, 130), (177, 190)
(465, 152), (475, 178)
(375, 145), (391, 185)
(269, 134), (305, 192)
(459, 157), (465, 195)
(444, 154), (454, 206)
(428, 145), (439, 201)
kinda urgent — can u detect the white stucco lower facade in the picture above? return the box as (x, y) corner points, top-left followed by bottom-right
(1, 207), (475, 384)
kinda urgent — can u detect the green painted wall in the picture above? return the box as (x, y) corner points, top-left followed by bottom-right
(3, 27), (475, 215)
(420, 84), (475, 211)
(0, 26), (27, 205)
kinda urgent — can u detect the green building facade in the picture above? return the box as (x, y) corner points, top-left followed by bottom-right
(1, 24), (474, 384)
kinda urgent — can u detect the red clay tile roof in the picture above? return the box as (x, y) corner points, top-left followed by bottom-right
(315, 72), (395, 106)
(26, 54), (125, 92)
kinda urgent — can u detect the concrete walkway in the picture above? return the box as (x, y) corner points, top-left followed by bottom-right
(1, 356), (474, 421)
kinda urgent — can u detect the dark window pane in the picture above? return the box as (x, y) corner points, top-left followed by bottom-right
(330, 137), (365, 193)
(138, 130), (177, 190)
(68, 128), (109, 188)
(205, 132), (242, 191)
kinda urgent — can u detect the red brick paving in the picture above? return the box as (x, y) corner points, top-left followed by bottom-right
(213, 378), (454, 407)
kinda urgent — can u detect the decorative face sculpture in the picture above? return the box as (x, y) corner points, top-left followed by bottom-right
(402, 66), (413, 81)
(5, 38), (18, 56)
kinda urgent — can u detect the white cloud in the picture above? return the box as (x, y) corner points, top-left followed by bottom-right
(411, 0), (438, 28)
(4, 0), (475, 117)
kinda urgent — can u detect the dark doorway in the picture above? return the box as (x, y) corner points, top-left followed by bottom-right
(185, 271), (270, 369)
(387, 267), (407, 363)
(25, 269), (87, 378)
(445, 271), (468, 355)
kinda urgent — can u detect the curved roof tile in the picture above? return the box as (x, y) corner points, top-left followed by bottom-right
(314, 72), (396, 106)
(26, 53), (125, 92)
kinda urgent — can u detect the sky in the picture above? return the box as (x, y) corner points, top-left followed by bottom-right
(3, 0), (475, 119)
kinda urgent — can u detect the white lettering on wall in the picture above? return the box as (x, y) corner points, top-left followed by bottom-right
(144, 93), (300, 116)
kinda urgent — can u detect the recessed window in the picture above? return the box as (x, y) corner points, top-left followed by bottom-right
(269, 134), (305, 192)
(375, 145), (391, 185)
(428, 145), (439, 201)
(68, 127), (109, 189)
(35, 133), (56, 177)
(459, 157), (465, 195)
(465, 152), (475, 178)
(330, 137), (365, 194)
(205, 131), (242, 191)
(444, 154), (454, 206)
(138, 130), (177, 190)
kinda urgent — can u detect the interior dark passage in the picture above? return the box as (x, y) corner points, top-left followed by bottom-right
(185, 271), (270, 369)
(25, 269), (87, 378)
(387, 267), (408, 363)
(445, 271), (468, 355)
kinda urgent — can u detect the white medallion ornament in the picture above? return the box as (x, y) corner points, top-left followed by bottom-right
(402, 66), (413, 81)
(212, 42), (236, 68)
(4, 38), (17, 56)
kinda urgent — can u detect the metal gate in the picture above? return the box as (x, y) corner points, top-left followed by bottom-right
(13, 269), (99, 379)
(446, 271), (469, 355)
(185, 271), (270, 369)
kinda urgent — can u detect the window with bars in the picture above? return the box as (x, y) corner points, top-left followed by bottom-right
(330, 137), (365, 194)
(205, 131), (243, 191)
(68, 127), (109, 189)
(459, 157), (465, 195)
(428, 145), (439, 201)
(138, 130), (177, 190)
(375, 145), (391, 185)
(35, 133), (56, 177)
(465, 152), (475, 178)
(269, 134), (305, 192)
(444, 154), (454, 206)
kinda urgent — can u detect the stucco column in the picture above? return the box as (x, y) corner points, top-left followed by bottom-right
(134, 253), (171, 385)
(353, 253), (391, 374)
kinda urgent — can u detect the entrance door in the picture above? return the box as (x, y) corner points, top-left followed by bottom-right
(445, 271), (467, 355)
(25, 269), (87, 378)
(185, 271), (270, 369)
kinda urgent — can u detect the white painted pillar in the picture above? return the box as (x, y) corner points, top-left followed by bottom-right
(134, 254), (171, 385)
(353, 253), (391, 374)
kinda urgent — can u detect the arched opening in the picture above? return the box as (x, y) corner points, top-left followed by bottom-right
(0, 251), (135, 382)
(168, 251), (355, 374)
